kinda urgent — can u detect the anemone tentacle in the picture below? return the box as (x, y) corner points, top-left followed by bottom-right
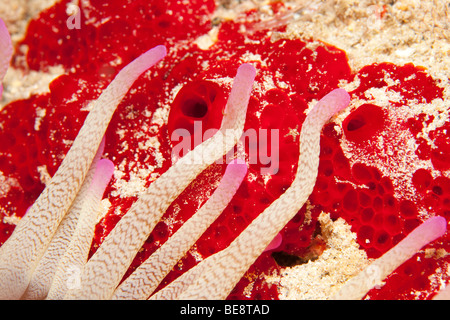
(68, 63), (256, 300)
(433, 283), (450, 300)
(150, 88), (351, 300)
(46, 158), (114, 300)
(332, 215), (447, 300)
(0, 45), (167, 299)
(0, 17), (12, 99)
(22, 137), (106, 300)
(112, 158), (248, 300)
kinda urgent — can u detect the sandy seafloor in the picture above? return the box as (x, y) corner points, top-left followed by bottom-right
(0, 0), (449, 300)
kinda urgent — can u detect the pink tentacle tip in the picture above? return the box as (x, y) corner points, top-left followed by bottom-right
(225, 158), (248, 179)
(128, 45), (166, 76)
(90, 159), (115, 196)
(424, 216), (447, 238)
(142, 45), (167, 65)
(264, 232), (283, 252)
(237, 63), (257, 80)
(320, 88), (351, 114)
(405, 216), (447, 251)
(150, 45), (167, 58)
(0, 17), (13, 98)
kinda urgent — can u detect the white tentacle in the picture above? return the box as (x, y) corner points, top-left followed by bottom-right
(150, 89), (351, 300)
(69, 64), (256, 300)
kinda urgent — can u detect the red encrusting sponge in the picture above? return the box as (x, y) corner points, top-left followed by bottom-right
(0, 0), (448, 300)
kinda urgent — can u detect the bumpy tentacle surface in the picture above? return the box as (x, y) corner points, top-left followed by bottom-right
(47, 158), (114, 300)
(151, 88), (351, 300)
(69, 64), (256, 300)
(112, 159), (248, 300)
(22, 137), (106, 300)
(0, 17), (13, 99)
(332, 216), (447, 300)
(0, 45), (166, 299)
